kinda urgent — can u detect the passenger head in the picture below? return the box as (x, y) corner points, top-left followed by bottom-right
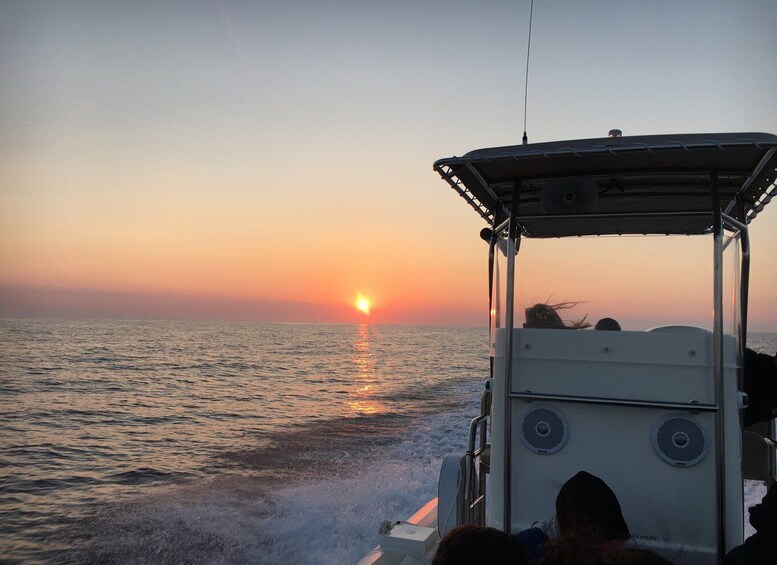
(555, 471), (630, 542)
(540, 536), (602, 565)
(541, 536), (672, 565)
(542, 538), (671, 565)
(432, 525), (530, 565)
(525, 303), (564, 328)
(595, 317), (622, 331)
(524, 302), (591, 330)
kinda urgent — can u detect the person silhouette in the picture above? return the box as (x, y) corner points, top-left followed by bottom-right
(743, 347), (777, 426)
(524, 303), (590, 330)
(594, 318), (621, 331)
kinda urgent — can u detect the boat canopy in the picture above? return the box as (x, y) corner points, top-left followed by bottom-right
(434, 132), (777, 237)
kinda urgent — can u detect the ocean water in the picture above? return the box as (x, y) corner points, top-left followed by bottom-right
(0, 320), (774, 564)
(0, 321), (485, 564)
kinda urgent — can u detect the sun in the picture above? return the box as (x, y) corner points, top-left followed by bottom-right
(356, 295), (371, 315)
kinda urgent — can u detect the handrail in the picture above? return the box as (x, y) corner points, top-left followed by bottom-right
(508, 391), (718, 412)
(464, 382), (492, 525)
(464, 413), (488, 520)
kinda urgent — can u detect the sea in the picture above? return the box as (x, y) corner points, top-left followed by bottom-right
(0, 320), (774, 564)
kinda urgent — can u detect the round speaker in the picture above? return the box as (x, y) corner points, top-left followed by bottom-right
(651, 414), (708, 467)
(540, 177), (599, 214)
(520, 404), (569, 455)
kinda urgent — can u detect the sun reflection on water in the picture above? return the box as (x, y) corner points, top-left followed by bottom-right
(346, 323), (384, 415)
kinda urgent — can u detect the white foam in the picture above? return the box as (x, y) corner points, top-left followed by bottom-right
(76, 402), (477, 564)
(250, 406), (476, 564)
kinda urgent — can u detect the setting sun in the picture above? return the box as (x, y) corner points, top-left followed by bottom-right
(356, 295), (371, 315)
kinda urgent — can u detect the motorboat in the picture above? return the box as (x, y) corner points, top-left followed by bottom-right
(358, 132), (777, 564)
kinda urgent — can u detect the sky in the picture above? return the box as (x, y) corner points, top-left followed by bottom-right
(1, 0), (776, 328)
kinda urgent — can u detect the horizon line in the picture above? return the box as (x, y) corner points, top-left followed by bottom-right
(0, 282), (486, 327)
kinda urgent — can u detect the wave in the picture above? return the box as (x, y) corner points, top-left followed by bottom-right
(106, 468), (196, 486)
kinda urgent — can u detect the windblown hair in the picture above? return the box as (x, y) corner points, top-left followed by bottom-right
(524, 302), (591, 330)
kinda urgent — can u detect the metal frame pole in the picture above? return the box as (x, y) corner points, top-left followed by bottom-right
(502, 184), (521, 533)
(722, 212), (750, 361)
(712, 171), (727, 557)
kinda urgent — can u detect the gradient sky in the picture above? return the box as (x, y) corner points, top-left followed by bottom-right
(1, 1), (776, 328)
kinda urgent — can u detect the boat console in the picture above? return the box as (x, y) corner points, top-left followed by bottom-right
(490, 326), (741, 563)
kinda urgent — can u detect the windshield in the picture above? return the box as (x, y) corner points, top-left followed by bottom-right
(509, 235), (715, 332)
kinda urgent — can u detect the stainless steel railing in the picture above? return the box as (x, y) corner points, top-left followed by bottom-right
(464, 383), (492, 525)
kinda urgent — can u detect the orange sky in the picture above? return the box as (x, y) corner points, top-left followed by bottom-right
(1, 2), (776, 329)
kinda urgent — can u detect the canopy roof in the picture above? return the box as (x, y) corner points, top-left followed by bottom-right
(434, 132), (777, 237)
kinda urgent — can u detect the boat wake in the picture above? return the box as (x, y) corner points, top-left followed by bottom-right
(65, 397), (478, 564)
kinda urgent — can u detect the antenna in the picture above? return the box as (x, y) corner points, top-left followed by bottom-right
(522, 0), (534, 145)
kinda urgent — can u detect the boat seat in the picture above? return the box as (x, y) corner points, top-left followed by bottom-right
(742, 430), (777, 485)
(745, 420), (774, 440)
(647, 325), (711, 334)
